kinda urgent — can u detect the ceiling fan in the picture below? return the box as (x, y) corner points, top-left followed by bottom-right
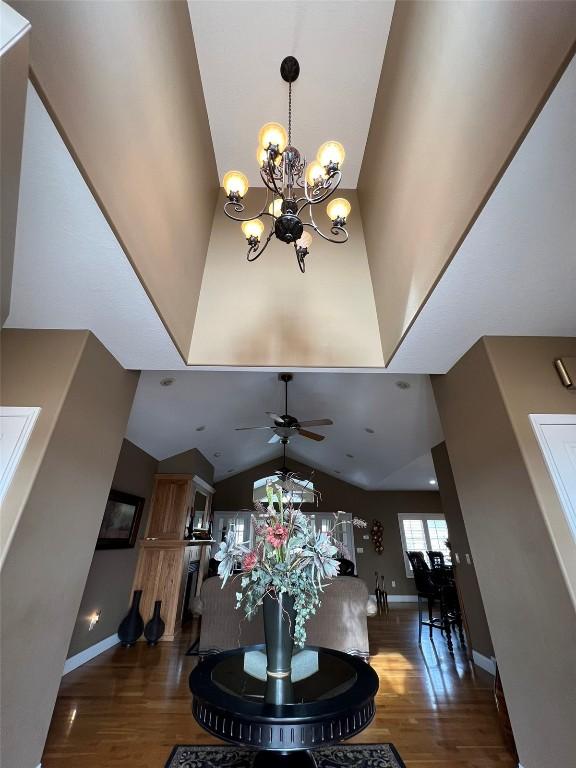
(235, 373), (333, 444)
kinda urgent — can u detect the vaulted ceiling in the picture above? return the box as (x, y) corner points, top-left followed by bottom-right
(4, 0), (576, 488)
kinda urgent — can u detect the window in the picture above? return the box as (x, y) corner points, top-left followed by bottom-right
(398, 513), (451, 577)
(252, 475), (315, 504)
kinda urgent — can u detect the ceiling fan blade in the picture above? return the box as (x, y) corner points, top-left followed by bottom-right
(235, 426), (273, 431)
(268, 433), (282, 444)
(297, 429), (325, 442)
(297, 419), (334, 428)
(266, 412), (284, 423)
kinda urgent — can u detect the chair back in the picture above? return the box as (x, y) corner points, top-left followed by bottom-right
(427, 550), (449, 587)
(337, 557), (355, 576)
(406, 551), (437, 596)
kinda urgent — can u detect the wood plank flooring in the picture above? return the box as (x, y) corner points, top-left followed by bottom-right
(42, 605), (516, 768)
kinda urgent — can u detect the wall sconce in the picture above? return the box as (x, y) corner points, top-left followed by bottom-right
(88, 610), (101, 631)
(554, 358), (575, 390)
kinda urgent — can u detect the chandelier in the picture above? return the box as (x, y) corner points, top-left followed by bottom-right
(222, 56), (351, 273)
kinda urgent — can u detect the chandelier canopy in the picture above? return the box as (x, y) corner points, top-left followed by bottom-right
(222, 56), (351, 273)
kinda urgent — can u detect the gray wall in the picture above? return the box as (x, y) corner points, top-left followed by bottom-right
(432, 336), (576, 768)
(158, 447), (214, 484)
(0, 330), (138, 768)
(213, 456), (443, 595)
(432, 441), (493, 659)
(67, 439), (158, 657)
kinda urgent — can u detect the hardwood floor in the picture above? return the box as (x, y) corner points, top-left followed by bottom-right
(42, 606), (516, 768)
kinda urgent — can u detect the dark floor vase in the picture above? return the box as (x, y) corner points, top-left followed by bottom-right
(263, 591), (296, 678)
(118, 590), (144, 647)
(144, 600), (165, 646)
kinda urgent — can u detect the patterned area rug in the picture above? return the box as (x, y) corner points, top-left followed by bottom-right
(166, 744), (406, 767)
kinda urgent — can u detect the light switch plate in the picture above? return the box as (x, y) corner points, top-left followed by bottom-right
(356, 547), (364, 554)
(391, 580), (396, 588)
(465, 553), (472, 565)
(362, 534), (370, 540)
(454, 553), (460, 564)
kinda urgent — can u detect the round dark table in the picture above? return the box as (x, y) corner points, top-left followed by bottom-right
(189, 644), (379, 767)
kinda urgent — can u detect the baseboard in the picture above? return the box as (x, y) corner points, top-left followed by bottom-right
(63, 633), (119, 675)
(472, 649), (496, 676)
(369, 593), (419, 603)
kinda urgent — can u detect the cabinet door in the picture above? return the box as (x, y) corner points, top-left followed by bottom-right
(132, 545), (185, 640)
(146, 477), (192, 539)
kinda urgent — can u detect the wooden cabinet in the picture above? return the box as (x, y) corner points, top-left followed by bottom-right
(131, 473), (215, 641)
(145, 475), (192, 540)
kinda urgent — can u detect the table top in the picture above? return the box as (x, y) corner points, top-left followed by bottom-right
(190, 645), (379, 752)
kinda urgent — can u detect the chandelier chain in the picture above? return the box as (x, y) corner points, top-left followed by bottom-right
(288, 81), (292, 146)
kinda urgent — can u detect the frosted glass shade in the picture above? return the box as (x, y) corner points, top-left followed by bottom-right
(241, 219), (265, 240)
(258, 122), (288, 153)
(268, 199), (283, 218)
(327, 197), (351, 222)
(317, 141), (345, 169)
(223, 171), (249, 198)
(305, 162), (325, 186)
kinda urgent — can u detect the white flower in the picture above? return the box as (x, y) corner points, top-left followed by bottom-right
(352, 517), (367, 528)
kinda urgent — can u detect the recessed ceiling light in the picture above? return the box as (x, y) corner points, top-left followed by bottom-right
(160, 377), (175, 387)
(213, 452), (222, 458)
(195, 425), (206, 432)
(365, 427), (375, 434)
(395, 380), (410, 390)
(429, 479), (437, 485)
(346, 453), (354, 459)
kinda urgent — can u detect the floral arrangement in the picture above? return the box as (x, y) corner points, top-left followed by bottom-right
(214, 475), (366, 646)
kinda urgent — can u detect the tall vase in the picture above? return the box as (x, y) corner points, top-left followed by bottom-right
(144, 600), (165, 646)
(118, 590), (144, 647)
(262, 591), (296, 678)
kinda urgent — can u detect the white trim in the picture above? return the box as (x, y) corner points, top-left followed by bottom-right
(369, 593), (419, 603)
(397, 511), (450, 578)
(529, 413), (576, 540)
(63, 633), (119, 675)
(472, 649), (496, 676)
(193, 474), (215, 495)
(0, 406), (41, 503)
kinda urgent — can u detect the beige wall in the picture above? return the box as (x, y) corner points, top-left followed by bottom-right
(67, 439), (157, 658)
(432, 336), (576, 768)
(213, 456), (443, 595)
(10, 0), (218, 360)
(1, 2), (30, 324)
(0, 330), (138, 768)
(432, 441), (493, 659)
(188, 189), (384, 367)
(359, 0), (576, 364)
(158, 446), (214, 483)
(67, 444), (214, 657)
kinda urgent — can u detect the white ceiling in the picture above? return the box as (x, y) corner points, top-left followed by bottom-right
(187, 0), (394, 188)
(126, 370), (442, 489)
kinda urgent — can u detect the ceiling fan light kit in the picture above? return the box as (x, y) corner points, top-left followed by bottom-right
(222, 56), (351, 273)
(235, 373), (334, 444)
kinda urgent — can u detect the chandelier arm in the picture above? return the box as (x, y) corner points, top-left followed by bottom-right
(246, 227), (275, 262)
(260, 165), (283, 196)
(296, 169), (342, 212)
(294, 242), (306, 273)
(302, 205), (349, 244)
(266, 156), (283, 197)
(223, 199), (275, 224)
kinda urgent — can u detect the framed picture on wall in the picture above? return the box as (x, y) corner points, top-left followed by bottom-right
(96, 489), (145, 549)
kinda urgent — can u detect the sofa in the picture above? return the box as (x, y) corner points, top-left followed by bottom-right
(196, 575), (371, 660)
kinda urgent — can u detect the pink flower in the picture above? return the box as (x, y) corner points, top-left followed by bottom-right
(266, 524), (289, 549)
(242, 550), (259, 571)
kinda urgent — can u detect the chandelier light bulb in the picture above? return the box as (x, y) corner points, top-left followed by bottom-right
(297, 231), (313, 249)
(223, 170), (249, 199)
(305, 161), (326, 186)
(327, 197), (351, 223)
(317, 141), (346, 170)
(258, 122), (288, 153)
(241, 219), (265, 241)
(268, 199), (283, 218)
